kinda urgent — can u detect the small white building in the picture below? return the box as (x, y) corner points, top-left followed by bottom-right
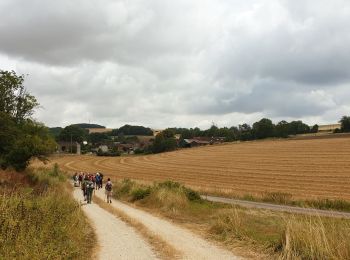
(98, 145), (109, 153)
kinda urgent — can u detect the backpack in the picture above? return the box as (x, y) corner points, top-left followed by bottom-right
(105, 182), (112, 191)
(87, 181), (94, 189)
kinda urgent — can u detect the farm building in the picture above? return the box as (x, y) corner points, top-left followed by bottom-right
(86, 128), (113, 134)
(57, 141), (81, 155)
(193, 136), (226, 144)
(116, 143), (134, 153)
(182, 139), (210, 148)
(318, 124), (341, 132)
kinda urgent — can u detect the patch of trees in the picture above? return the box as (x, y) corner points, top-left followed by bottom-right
(111, 124), (153, 136)
(172, 119), (319, 143)
(71, 123), (105, 129)
(340, 116), (350, 132)
(49, 127), (63, 139)
(88, 132), (110, 145)
(150, 129), (177, 153)
(58, 125), (88, 143)
(0, 70), (56, 171)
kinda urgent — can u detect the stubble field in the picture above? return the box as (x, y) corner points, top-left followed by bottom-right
(50, 137), (350, 200)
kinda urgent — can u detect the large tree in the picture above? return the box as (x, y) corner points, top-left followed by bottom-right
(340, 116), (350, 132)
(275, 120), (289, 138)
(58, 125), (88, 143)
(152, 131), (177, 153)
(253, 118), (275, 139)
(0, 70), (56, 171)
(0, 70), (39, 123)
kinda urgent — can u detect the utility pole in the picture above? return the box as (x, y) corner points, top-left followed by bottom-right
(70, 133), (73, 154)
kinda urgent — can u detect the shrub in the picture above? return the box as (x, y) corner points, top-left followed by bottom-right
(96, 149), (121, 157)
(150, 187), (189, 212)
(131, 187), (151, 201)
(184, 187), (202, 201)
(27, 165), (66, 192)
(114, 179), (136, 198)
(134, 148), (144, 154)
(157, 180), (181, 189)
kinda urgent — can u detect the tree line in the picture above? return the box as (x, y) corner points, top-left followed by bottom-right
(170, 118), (319, 141)
(151, 117), (350, 154)
(53, 116), (350, 155)
(52, 124), (153, 143)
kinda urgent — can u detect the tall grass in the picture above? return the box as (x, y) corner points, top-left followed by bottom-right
(210, 207), (350, 259)
(0, 166), (94, 259)
(280, 215), (350, 259)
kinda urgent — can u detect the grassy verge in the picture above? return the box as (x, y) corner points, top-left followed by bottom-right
(112, 179), (350, 259)
(0, 165), (95, 259)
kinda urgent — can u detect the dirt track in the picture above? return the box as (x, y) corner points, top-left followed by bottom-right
(72, 189), (158, 260)
(204, 195), (350, 219)
(93, 189), (240, 260)
(51, 137), (350, 200)
(73, 187), (240, 259)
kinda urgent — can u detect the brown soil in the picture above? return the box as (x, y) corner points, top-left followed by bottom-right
(48, 137), (350, 200)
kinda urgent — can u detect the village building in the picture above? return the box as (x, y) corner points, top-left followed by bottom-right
(182, 139), (210, 148)
(152, 129), (163, 136)
(57, 141), (81, 155)
(97, 145), (109, 153)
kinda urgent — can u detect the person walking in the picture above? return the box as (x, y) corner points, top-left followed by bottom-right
(78, 173), (83, 186)
(99, 172), (104, 189)
(81, 176), (88, 201)
(105, 178), (113, 203)
(73, 173), (79, 187)
(95, 173), (101, 190)
(86, 177), (95, 204)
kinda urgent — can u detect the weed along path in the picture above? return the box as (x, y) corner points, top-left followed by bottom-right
(94, 189), (241, 260)
(72, 189), (158, 260)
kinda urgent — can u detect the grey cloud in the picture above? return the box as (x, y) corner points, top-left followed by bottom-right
(1, 1), (350, 128)
(187, 79), (336, 118)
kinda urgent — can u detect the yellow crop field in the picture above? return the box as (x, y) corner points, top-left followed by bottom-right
(51, 137), (350, 200)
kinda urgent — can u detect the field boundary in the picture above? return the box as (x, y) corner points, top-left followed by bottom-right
(203, 195), (350, 219)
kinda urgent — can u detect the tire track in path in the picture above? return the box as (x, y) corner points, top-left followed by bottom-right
(94, 189), (241, 260)
(72, 189), (158, 260)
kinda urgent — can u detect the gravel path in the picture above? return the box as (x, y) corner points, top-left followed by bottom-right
(72, 189), (158, 260)
(95, 189), (240, 260)
(203, 195), (350, 219)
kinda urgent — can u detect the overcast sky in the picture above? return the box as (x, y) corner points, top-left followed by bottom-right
(1, 0), (350, 129)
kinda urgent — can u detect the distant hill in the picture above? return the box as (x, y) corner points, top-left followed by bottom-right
(115, 124), (153, 136)
(71, 123), (106, 129)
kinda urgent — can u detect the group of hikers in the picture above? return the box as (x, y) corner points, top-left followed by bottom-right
(72, 172), (113, 204)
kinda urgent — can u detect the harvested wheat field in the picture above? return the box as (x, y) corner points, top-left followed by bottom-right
(50, 137), (350, 200)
